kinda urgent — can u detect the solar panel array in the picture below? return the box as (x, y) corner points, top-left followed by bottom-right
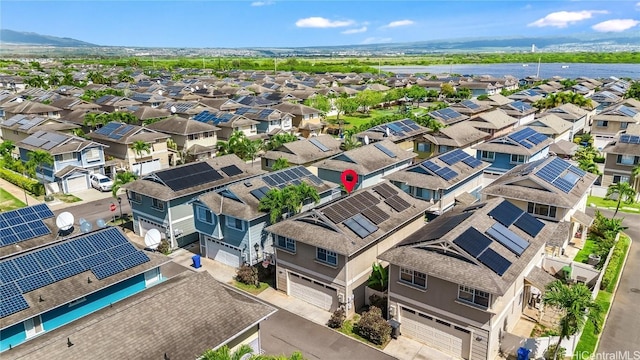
(372, 183), (398, 200)
(477, 249), (512, 276)
(374, 143), (397, 158)
(367, 119), (423, 138)
(250, 186), (270, 200)
(94, 122), (135, 140)
(4, 115), (45, 130)
(235, 107), (275, 120)
(344, 213), (379, 238)
(429, 108), (464, 123)
(0, 227), (150, 318)
(420, 160), (459, 181)
(309, 138), (330, 152)
(384, 195), (411, 212)
(322, 191), (379, 224)
(262, 166), (323, 189)
(220, 165), (243, 177)
(488, 200), (545, 237)
(510, 101), (533, 112)
(460, 100), (480, 110)
(620, 134), (640, 144)
(193, 111), (235, 125)
(617, 105), (638, 117)
(453, 228), (493, 257)
(508, 128), (549, 149)
(0, 204), (54, 246)
(486, 223), (530, 256)
(535, 157), (586, 193)
(440, 149), (483, 168)
(155, 162), (223, 191)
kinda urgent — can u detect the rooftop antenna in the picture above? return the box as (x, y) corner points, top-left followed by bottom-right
(144, 229), (162, 251)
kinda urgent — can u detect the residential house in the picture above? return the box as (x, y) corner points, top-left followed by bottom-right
(261, 135), (342, 172)
(163, 101), (215, 118)
(2, 100), (62, 120)
(265, 182), (429, 314)
(482, 156), (597, 254)
(384, 149), (490, 215)
(126, 155), (265, 248)
(499, 101), (537, 126)
(128, 92), (170, 108)
(17, 130), (107, 194)
(450, 99), (493, 117)
(590, 91), (623, 111)
(541, 103), (590, 141)
(457, 81), (501, 97)
(87, 122), (170, 176)
(146, 115), (220, 163)
(49, 97), (101, 117)
(477, 94), (513, 108)
(421, 122), (490, 158)
(193, 110), (259, 140)
(601, 133), (640, 187)
(93, 95), (142, 112)
(355, 119), (430, 155)
(428, 107), (470, 126)
(191, 166), (341, 268)
(526, 114), (573, 142)
(1, 114), (80, 145)
(234, 107), (293, 136)
(272, 102), (325, 138)
(472, 127), (553, 175)
(591, 104), (640, 150)
(379, 197), (558, 360)
(314, 140), (416, 191)
(198, 98), (244, 112)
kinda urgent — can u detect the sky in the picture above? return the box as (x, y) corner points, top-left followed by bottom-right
(2, 1), (640, 48)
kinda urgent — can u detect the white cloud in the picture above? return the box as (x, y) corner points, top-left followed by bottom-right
(382, 20), (414, 28)
(592, 19), (640, 32)
(528, 10), (608, 28)
(636, 2), (640, 9)
(251, 1), (273, 6)
(342, 26), (367, 34)
(361, 37), (392, 44)
(295, 17), (354, 28)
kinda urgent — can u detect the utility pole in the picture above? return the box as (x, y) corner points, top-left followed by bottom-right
(274, 57), (277, 74)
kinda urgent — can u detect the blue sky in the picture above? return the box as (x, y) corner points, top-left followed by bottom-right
(2, 1), (639, 48)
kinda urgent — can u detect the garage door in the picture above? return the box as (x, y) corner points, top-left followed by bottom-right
(400, 308), (469, 359)
(288, 273), (337, 311)
(206, 238), (241, 268)
(66, 175), (88, 193)
(139, 218), (165, 240)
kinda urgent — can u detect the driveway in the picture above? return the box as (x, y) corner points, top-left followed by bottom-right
(587, 208), (640, 354)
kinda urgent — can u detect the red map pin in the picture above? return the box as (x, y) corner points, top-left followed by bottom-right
(341, 169), (358, 194)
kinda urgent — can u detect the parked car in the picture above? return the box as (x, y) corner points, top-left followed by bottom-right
(90, 173), (113, 192)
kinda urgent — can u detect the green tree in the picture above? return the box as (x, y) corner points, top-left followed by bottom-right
(624, 81), (640, 100)
(266, 133), (298, 151)
(25, 75), (47, 89)
(632, 164), (640, 201)
(303, 94), (331, 114)
(440, 83), (456, 98)
(130, 140), (152, 175)
(406, 85), (427, 108)
(27, 150), (54, 194)
(0, 140), (15, 157)
(335, 97), (358, 120)
(258, 183), (319, 223)
(271, 157), (290, 171)
(244, 139), (263, 166)
(367, 263), (388, 291)
(605, 182), (637, 217)
(111, 171), (137, 198)
(543, 280), (602, 360)
(577, 158), (600, 175)
(355, 89), (384, 114)
(341, 135), (361, 151)
(201, 344), (253, 360)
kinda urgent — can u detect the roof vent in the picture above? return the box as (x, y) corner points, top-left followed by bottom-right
(244, 181), (252, 187)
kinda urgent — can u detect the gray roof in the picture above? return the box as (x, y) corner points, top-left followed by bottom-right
(379, 197), (557, 295)
(473, 127), (553, 156)
(262, 135), (342, 165)
(265, 181), (430, 256)
(18, 130), (106, 155)
(125, 154), (266, 201)
(314, 140), (416, 174)
(549, 140), (579, 156)
(525, 266), (557, 291)
(467, 109), (518, 130)
(272, 102), (321, 116)
(355, 119), (430, 143)
(87, 122), (169, 144)
(545, 103), (588, 121)
(528, 114), (572, 135)
(423, 122), (490, 147)
(481, 156), (597, 209)
(8, 271), (276, 360)
(146, 115), (220, 135)
(548, 220), (571, 248)
(602, 138), (640, 155)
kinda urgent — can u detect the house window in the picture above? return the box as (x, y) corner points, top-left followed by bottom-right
(129, 192), (142, 203)
(527, 202), (557, 218)
(276, 235), (296, 252)
(225, 216), (245, 231)
(613, 175), (630, 184)
(85, 148), (101, 162)
(151, 198), (165, 211)
(439, 145), (450, 153)
(24, 316), (44, 338)
(417, 143), (430, 152)
(481, 151), (495, 161)
(197, 206), (213, 224)
(458, 285), (490, 308)
(616, 155), (638, 166)
(316, 248), (337, 266)
(400, 267), (427, 288)
(510, 154), (526, 164)
(620, 122), (628, 130)
(596, 120), (608, 127)
(415, 187), (424, 198)
(56, 152), (76, 162)
(188, 134), (199, 140)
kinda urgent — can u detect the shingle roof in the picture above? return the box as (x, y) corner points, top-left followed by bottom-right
(314, 140), (415, 174)
(473, 127), (553, 156)
(146, 115), (220, 135)
(468, 109), (518, 130)
(422, 122), (490, 147)
(261, 135), (342, 164)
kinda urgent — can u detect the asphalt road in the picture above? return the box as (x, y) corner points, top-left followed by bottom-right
(54, 197), (132, 229)
(587, 208), (640, 354)
(260, 307), (396, 360)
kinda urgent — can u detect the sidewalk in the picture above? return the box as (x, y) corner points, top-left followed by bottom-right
(0, 178), (40, 206)
(0, 178), (114, 211)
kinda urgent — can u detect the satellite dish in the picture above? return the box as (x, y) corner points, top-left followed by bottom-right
(56, 212), (74, 231)
(195, 85), (199, 90)
(96, 219), (107, 228)
(158, 90), (163, 96)
(79, 218), (87, 225)
(364, 135), (370, 145)
(170, 106), (177, 113)
(144, 229), (162, 250)
(203, 84), (207, 89)
(80, 221), (93, 233)
(385, 127), (391, 137)
(157, 80), (161, 84)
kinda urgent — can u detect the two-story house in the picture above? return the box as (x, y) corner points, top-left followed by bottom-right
(1, 114), (80, 146)
(265, 182), (429, 314)
(190, 166), (341, 268)
(384, 149), (490, 215)
(467, 109), (518, 139)
(193, 110), (259, 140)
(590, 91), (623, 112)
(87, 121), (170, 176)
(601, 133), (640, 188)
(261, 135), (342, 172)
(428, 107), (470, 126)
(499, 101), (537, 126)
(355, 119), (430, 155)
(146, 116), (220, 163)
(540, 103), (589, 141)
(591, 104), (640, 150)
(379, 198), (558, 360)
(234, 107), (293, 136)
(450, 99), (493, 117)
(17, 130), (107, 194)
(421, 122), (490, 158)
(93, 95), (142, 112)
(525, 114), (573, 142)
(482, 156), (597, 254)
(314, 140), (416, 191)
(126, 155), (265, 248)
(2, 100), (62, 120)
(272, 102), (324, 138)
(472, 127), (553, 175)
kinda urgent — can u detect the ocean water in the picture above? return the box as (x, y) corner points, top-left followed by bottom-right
(379, 63), (640, 80)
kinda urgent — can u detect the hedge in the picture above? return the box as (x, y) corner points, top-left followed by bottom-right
(0, 168), (44, 196)
(601, 236), (630, 292)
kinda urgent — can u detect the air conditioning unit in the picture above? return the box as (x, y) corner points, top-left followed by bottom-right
(389, 305), (397, 317)
(338, 293), (345, 304)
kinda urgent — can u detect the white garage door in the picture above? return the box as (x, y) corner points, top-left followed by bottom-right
(66, 175), (88, 193)
(288, 273), (337, 311)
(400, 308), (469, 359)
(139, 218), (165, 239)
(207, 238), (241, 268)
(134, 159), (161, 176)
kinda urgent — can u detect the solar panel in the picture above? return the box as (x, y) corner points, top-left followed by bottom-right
(528, 133), (548, 145)
(50, 261), (86, 282)
(155, 162), (223, 191)
(402, 120), (422, 130)
(618, 105), (638, 117)
(486, 223), (530, 256)
(422, 161), (441, 173)
(509, 128), (536, 143)
(478, 248), (512, 276)
(92, 259), (127, 280)
(351, 214), (379, 234)
(344, 217), (374, 238)
(362, 205), (390, 225)
(372, 183), (398, 199)
(452, 228), (493, 257)
(310, 137), (330, 152)
(0, 282), (21, 299)
(107, 243), (139, 260)
(80, 251), (113, 269)
(374, 143), (396, 158)
(434, 167), (458, 181)
(17, 271), (55, 293)
(309, 175), (324, 186)
(384, 195), (410, 212)
(0, 261), (22, 283)
(514, 213), (545, 237)
(250, 186), (269, 200)
(488, 201), (524, 227)
(263, 176), (277, 187)
(461, 100), (480, 110)
(32, 247), (62, 269)
(440, 149), (468, 165)
(220, 165), (243, 177)
(620, 134), (640, 144)
(462, 156), (483, 168)
(510, 101), (533, 112)
(535, 157), (583, 193)
(13, 254), (43, 275)
(119, 251), (150, 269)
(0, 295), (29, 318)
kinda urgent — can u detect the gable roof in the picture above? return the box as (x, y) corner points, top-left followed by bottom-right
(272, 102), (320, 116)
(355, 119), (429, 143)
(18, 130), (105, 155)
(262, 135), (342, 164)
(602, 134), (640, 155)
(314, 140), (415, 174)
(545, 103), (589, 121)
(527, 114), (572, 136)
(468, 109), (518, 130)
(87, 122), (169, 144)
(146, 115), (220, 135)
(423, 122), (490, 147)
(473, 127), (553, 155)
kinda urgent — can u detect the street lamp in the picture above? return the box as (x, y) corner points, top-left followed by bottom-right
(117, 197), (123, 229)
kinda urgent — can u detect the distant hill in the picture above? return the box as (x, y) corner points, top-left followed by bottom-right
(0, 29), (97, 47)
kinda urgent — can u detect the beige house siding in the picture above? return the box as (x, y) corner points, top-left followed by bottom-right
(434, 175), (483, 214)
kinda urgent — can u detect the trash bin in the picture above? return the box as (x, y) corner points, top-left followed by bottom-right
(388, 319), (400, 339)
(517, 347), (530, 360)
(192, 254), (201, 269)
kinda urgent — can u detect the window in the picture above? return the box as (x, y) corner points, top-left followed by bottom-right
(197, 206), (213, 224)
(596, 120), (608, 127)
(129, 191), (142, 203)
(481, 151), (495, 161)
(620, 122), (629, 130)
(151, 198), (165, 211)
(510, 154), (526, 164)
(188, 134), (199, 140)
(527, 202), (557, 218)
(56, 152), (76, 162)
(458, 285), (490, 308)
(276, 235), (295, 252)
(438, 145), (450, 153)
(400, 267), (427, 288)
(226, 216), (245, 231)
(316, 248), (337, 266)
(24, 316), (44, 338)
(613, 175), (630, 184)
(617, 154), (638, 166)
(85, 148), (101, 162)
(417, 143), (430, 152)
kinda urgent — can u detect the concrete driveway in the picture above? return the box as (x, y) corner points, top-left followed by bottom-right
(587, 208), (640, 354)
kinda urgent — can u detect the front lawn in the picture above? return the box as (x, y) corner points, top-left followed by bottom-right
(233, 280), (270, 295)
(574, 291), (612, 356)
(0, 188), (26, 211)
(587, 196), (640, 213)
(325, 108), (405, 129)
(573, 238), (598, 263)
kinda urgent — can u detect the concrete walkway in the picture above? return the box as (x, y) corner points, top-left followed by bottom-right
(0, 178), (40, 206)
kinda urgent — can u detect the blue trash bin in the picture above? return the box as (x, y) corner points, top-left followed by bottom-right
(517, 347), (530, 360)
(192, 254), (201, 269)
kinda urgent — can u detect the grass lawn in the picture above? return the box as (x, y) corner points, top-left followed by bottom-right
(325, 108), (405, 129)
(574, 291), (612, 356)
(573, 238), (598, 263)
(587, 196), (640, 213)
(0, 187), (26, 211)
(233, 280), (270, 295)
(338, 314), (388, 350)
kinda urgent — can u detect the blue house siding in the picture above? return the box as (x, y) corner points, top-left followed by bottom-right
(477, 148), (549, 174)
(0, 323), (25, 352)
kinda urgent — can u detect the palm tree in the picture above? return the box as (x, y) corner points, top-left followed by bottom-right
(294, 181), (320, 211)
(258, 183), (319, 224)
(259, 187), (289, 224)
(111, 171), (138, 198)
(216, 140), (232, 156)
(244, 139), (263, 166)
(130, 140), (152, 176)
(201, 344), (253, 360)
(27, 150), (54, 195)
(271, 157), (290, 171)
(0, 140), (15, 158)
(341, 135), (361, 151)
(543, 280), (602, 360)
(577, 158), (600, 175)
(606, 182), (637, 217)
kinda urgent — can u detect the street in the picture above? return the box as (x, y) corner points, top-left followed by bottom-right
(53, 197), (132, 229)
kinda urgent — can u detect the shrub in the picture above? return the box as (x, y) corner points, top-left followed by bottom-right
(236, 265), (259, 287)
(327, 307), (346, 329)
(544, 343), (566, 360)
(368, 294), (388, 318)
(354, 306), (391, 345)
(601, 239), (626, 291)
(0, 168), (44, 196)
(156, 239), (171, 255)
